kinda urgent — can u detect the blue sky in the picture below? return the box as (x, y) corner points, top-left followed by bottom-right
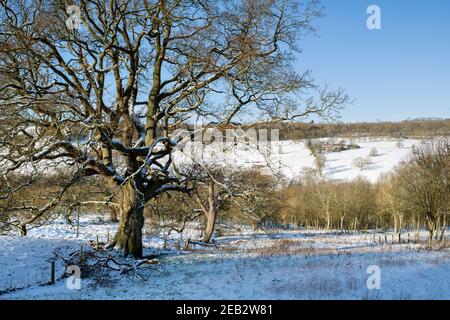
(297, 0), (450, 122)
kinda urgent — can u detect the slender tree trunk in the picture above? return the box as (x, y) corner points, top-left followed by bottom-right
(393, 215), (398, 234)
(414, 214), (420, 242)
(19, 224), (27, 236)
(202, 208), (217, 243)
(439, 214), (446, 242)
(109, 206), (118, 222)
(435, 216), (441, 240)
(427, 219), (436, 249)
(112, 181), (145, 258)
(199, 179), (217, 243)
(326, 215), (331, 230)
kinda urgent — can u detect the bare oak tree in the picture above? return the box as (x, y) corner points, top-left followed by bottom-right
(0, 0), (348, 258)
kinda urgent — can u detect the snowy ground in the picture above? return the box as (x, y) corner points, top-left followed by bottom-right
(1, 215), (449, 300)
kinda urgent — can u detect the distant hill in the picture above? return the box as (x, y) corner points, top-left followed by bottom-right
(409, 117), (446, 121)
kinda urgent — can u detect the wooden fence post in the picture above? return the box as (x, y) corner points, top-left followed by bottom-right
(76, 210), (80, 238)
(50, 261), (56, 284)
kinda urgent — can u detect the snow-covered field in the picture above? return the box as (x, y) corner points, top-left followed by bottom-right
(1, 215), (449, 300)
(174, 137), (419, 183)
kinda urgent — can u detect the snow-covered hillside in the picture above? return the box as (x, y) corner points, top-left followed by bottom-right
(174, 137), (419, 183)
(5, 137), (419, 183)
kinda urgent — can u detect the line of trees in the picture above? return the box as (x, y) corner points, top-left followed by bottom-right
(280, 139), (450, 245)
(2, 139), (448, 249)
(250, 119), (450, 140)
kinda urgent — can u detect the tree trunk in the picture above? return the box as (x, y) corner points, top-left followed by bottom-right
(427, 219), (436, 249)
(109, 206), (118, 222)
(414, 214), (420, 242)
(325, 208), (331, 230)
(200, 179), (217, 243)
(112, 181), (145, 259)
(434, 217), (439, 240)
(19, 224), (27, 236)
(202, 208), (217, 243)
(439, 214), (446, 242)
